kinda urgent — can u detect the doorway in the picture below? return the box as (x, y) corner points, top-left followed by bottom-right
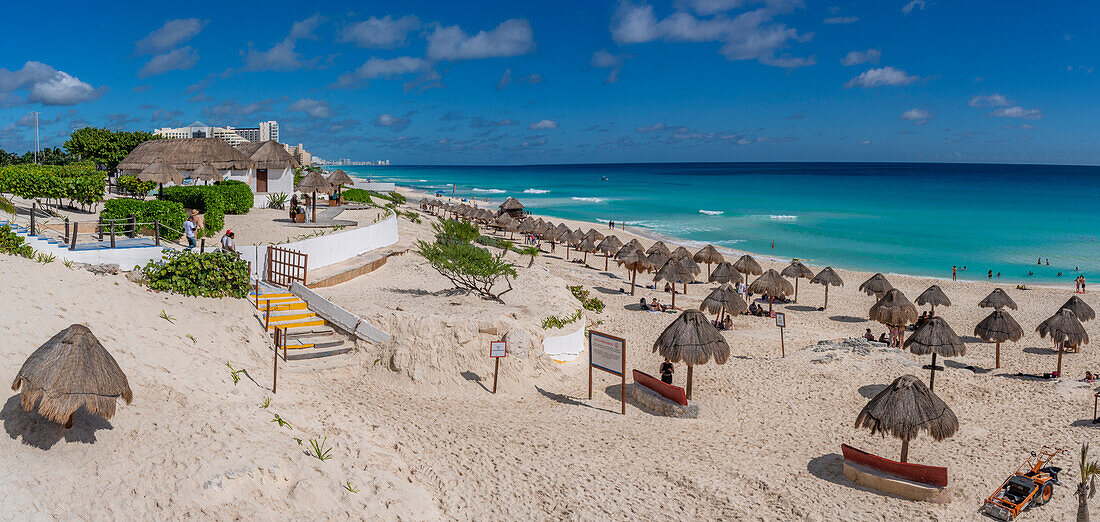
(256, 169), (268, 192)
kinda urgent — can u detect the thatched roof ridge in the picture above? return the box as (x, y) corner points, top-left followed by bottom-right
(616, 241), (644, 260)
(733, 254), (763, 277)
(749, 269), (793, 297)
(11, 324), (132, 424)
(709, 261), (742, 284)
(118, 138), (255, 173)
(138, 158), (183, 185)
(499, 197), (524, 211)
(979, 288), (1017, 310)
(810, 267), (844, 287)
(192, 162), (221, 182)
(584, 228), (605, 242)
(693, 245), (724, 265)
(781, 260), (814, 280)
(653, 309), (730, 366)
(671, 246), (693, 260)
(859, 273), (893, 297)
(855, 374), (958, 442)
(700, 284), (747, 317)
(1061, 295), (1095, 322)
(869, 288), (918, 326)
(974, 309), (1024, 343)
(647, 241), (671, 256)
(241, 140), (299, 169)
(904, 317), (966, 357)
(916, 285), (951, 308)
(1037, 308), (1090, 346)
(597, 235), (623, 255)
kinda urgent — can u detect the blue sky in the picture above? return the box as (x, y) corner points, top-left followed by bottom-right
(1, 1), (1096, 165)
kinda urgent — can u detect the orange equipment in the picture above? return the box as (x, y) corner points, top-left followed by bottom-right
(981, 446), (1064, 520)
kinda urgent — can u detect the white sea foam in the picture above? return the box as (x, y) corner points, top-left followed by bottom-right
(572, 196), (605, 203)
(472, 188), (506, 193)
(770, 214), (798, 220)
(524, 188), (550, 194)
(698, 209), (724, 215)
(418, 179), (428, 182)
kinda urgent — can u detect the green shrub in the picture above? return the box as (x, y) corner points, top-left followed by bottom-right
(101, 198), (185, 240)
(475, 235), (513, 251)
(142, 250), (250, 298)
(219, 180), (253, 214)
(342, 188), (372, 205)
(415, 239), (516, 302)
(541, 309), (583, 329)
(0, 225), (34, 258)
(568, 285), (605, 313)
(267, 192), (288, 209)
(433, 219), (480, 245)
(0, 164), (106, 208)
(117, 175), (156, 199)
(159, 185), (226, 233)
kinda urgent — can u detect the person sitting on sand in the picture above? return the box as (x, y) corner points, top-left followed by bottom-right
(640, 298), (650, 311)
(723, 315), (733, 330)
(664, 282), (673, 293)
(878, 332), (889, 344)
(660, 358), (674, 385)
(864, 328), (875, 342)
(748, 303), (760, 316)
(1084, 371), (1096, 383)
(651, 298), (663, 312)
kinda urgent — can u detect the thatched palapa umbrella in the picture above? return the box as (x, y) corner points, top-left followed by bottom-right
(1061, 295), (1096, 322)
(734, 254), (763, 285)
(749, 269), (793, 314)
(11, 324), (133, 428)
(138, 157), (184, 196)
(709, 261), (742, 285)
(700, 283), (747, 324)
(498, 197), (525, 218)
(296, 170), (333, 223)
(904, 317), (966, 390)
(616, 250), (653, 295)
(780, 261), (815, 303)
(576, 237), (598, 265)
(677, 256), (702, 295)
(671, 246), (692, 260)
(859, 273), (893, 298)
(556, 229), (577, 258)
(326, 169), (355, 200)
(974, 309), (1023, 368)
(192, 161), (221, 185)
(596, 235), (623, 271)
(1036, 308), (1089, 376)
(654, 259), (696, 308)
(916, 285), (951, 315)
(646, 250), (670, 278)
(855, 374), (958, 463)
(653, 309), (730, 400)
(869, 289), (918, 345)
(647, 241), (671, 257)
(693, 245), (724, 280)
(621, 238), (644, 256)
(584, 228), (605, 243)
(810, 267), (843, 310)
(979, 288), (1017, 310)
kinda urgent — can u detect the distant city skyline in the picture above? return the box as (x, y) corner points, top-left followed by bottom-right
(0, 1), (1097, 165)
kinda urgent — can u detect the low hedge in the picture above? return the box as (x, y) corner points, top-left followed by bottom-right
(342, 188), (373, 205)
(101, 198), (185, 240)
(142, 250), (249, 298)
(159, 186), (227, 233)
(117, 175), (157, 199)
(220, 180), (253, 214)
(0, 164), (106, 207)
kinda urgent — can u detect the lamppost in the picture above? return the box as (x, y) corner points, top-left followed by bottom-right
(27, 111), (39, 164)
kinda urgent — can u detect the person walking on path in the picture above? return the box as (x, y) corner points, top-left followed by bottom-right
(220, 230), (236, 255)
(183, 213), (197, 251)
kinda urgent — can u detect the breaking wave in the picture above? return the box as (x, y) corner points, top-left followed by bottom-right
(698, 210), (724, 215)
(472, 188), (506, 193)
(523, 188), (550, 194)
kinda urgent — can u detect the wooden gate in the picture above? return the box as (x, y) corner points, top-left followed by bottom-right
(265, 244), (308, 288)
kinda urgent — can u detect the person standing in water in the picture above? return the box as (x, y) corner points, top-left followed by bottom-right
(952, 266), (957, 281)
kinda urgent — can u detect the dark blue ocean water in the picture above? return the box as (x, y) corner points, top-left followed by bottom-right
(340, 162), (1100, 283)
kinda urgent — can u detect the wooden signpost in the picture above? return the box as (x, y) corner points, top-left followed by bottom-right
(588, 330), (626, 415)
(490, 341), (507, 394)
(775, 312), (786, 358)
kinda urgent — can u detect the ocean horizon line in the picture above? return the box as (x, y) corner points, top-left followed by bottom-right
(344, 160), (1100, 169)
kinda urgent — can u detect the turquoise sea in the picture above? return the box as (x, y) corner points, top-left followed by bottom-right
(338, 163), (1100, 284)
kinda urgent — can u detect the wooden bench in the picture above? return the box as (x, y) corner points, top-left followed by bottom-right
(841, 444), (950, 502)
(632, 369), (688, 405)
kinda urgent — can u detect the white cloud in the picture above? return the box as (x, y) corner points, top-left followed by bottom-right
(341, 15), (420, 48)
(289, 98), (334, 119)
(844, 66), (918, 88)
(899, 108), (931, 123)
(590, 49), (629, 83)
(610, 2), (814, 68)
(203, 98), (281, 118)
(134, 18), (207, 54)
(676, 0), (745, 15)
(242, 15), (324, 71)
(968, 94), (1010, 107)
(335, 56), (429, 88)
(139, 47), (199, 77)
(824, 16), (859, 24)
(149, 108), (184, 122)
(859, 140), (871, 145)
(426, 19), (535, 61)
(373, 113), (410, 131)
(841, 49), (880, 66)
(528, 120), (558, 130)
(0, 61), (104, 106)
(901, 0), (925, 14)
(1004, 124), (1035, 130)
(989, 106), (1042, 119)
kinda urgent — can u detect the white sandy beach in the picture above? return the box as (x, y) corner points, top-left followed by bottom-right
(0, 192), (1097, 520)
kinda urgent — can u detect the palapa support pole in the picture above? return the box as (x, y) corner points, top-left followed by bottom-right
(780, 325), (785, 357)
(995, 341), (1001, 369)
(929, 353), (937, 390)
(1056, 341), (1064, 377)
(686, 365), (694, 400)
(794, 279), (799, 303)
(109, 223), (115, 248)
(311, 191), (317, 223)
(824, 286), (830, 310)
(272, 327), (280, 394)
(604, 255), (609, 271)
(265, 300), (271, 330)
(200, 238), (205, 253)
(900, 439), (909, 463)
(630, 269), (637, 296)
(588, 363), (593, 400)
(493, 357), (500, 394)
(621, 353), (626, 416)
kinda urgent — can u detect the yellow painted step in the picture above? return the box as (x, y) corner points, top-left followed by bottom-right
(268, 319), (325, 330)
(268, 312), (317, 323)
(254, 292), (292, 299)
(282, 343), (316, 350)
(265, 301), (307, 311)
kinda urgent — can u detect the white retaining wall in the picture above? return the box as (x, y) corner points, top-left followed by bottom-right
(289, 281), (391, 343)
(542, 326), (586, 363)
(239, 212), (399, 280)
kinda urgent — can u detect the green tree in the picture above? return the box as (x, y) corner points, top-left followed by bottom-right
(415, 219), (516, 302)
(64, 127), (158, 170)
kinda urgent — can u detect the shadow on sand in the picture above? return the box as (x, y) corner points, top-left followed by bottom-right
(784, 305), (819, 312)
(1, 394), (113, 450)
(461, 371), (491, 393)
(858, 384), (887, 399)
(1023, 346), (1059, 355)
(535, 386), (620, 415)
(829, 315), (868, 323)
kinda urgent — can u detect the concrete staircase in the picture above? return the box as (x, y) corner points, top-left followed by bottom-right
(252, 283), (354, 361)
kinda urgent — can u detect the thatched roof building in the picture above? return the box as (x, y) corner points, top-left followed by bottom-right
(733, 254), (763, 279)
(498, 197), (525, 218)
(700, 283), (747, 319)
(138, 158), (183, 185)
(118, 137), (254, 173)
(855, 374), (958, 462)
(693, 245), (724, 265)
(236, 140), (300, 169)
(11, 324), (132, 427)
(326, 169), (355, 188)
(749, 269), (794, 298)
(296, 170), (333, 194)
(192, 162), (222, 183)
